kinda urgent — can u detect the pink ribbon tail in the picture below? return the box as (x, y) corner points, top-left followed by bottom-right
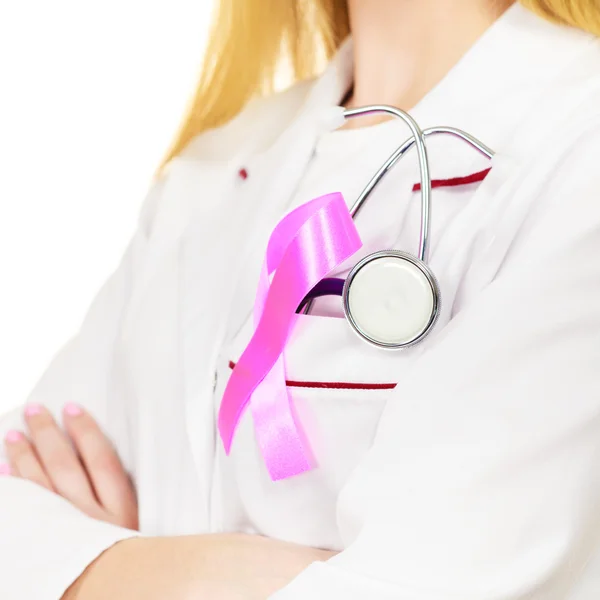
(218, 192), (362, 480)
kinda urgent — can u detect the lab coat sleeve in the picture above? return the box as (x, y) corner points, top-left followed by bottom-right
(0, 180), (165, 599)
(272, 131), (600, 599)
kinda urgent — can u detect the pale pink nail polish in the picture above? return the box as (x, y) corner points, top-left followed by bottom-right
(5, 430), (23, 444)
(64, 403), (83, 417)
(24, 403), (42, 417)
(0, 464), (11, 476)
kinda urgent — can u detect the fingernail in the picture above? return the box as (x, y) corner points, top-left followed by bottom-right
(0, 464), (11, 476)
(24, 403), (43, 417)
(63, 403), (83, 417)
(5, 430), (23, 444)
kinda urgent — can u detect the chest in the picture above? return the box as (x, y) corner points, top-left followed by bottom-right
(117, 141), (518, 541)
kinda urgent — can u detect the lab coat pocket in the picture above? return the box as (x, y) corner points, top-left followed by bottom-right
(219, 313), (421, 548)
(227, 313), (404, 467)
(268, 314), (419, 471)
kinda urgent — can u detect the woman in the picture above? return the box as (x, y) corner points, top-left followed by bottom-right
(2, 0), (600, 598)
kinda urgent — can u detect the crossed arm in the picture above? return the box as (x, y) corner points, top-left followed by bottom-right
(2, 404), (334, 600)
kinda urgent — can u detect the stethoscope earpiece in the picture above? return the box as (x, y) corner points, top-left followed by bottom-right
(342, 250), (441, 349)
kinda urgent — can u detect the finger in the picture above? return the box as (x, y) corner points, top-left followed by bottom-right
(4, 429), (54, 491)
(62, 403), (137, 525)
(24, 403), (99, 511)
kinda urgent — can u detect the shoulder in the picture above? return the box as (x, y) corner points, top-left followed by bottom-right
(500, 35), (600, 210)
(138, 77), (320, 239)
(518, 36), (600, 157)
(176, 78), (317, 162)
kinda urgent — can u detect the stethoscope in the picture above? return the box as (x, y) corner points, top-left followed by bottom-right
(297, 105), (495, 350)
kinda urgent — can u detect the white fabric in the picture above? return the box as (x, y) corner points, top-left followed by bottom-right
(2, 4), (600, 599)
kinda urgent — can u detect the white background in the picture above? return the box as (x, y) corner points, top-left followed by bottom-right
(0, 0), (213, 413)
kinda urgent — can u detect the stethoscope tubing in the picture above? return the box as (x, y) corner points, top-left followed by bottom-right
(343, 105), (432, 263)
(348, 120), (496, 263)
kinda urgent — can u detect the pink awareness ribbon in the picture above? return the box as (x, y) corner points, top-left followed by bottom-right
(218, 192), (362, 481)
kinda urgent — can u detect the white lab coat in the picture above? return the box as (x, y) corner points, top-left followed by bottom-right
(3, 4), (600, 598)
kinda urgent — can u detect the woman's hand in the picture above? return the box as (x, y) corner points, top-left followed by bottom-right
(3, 403), (138, 530)
(66, 533), (336, 600)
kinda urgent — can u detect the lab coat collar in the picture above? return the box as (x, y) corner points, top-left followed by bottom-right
(309, 3), (597, 159)
(409, 4), (597, 150)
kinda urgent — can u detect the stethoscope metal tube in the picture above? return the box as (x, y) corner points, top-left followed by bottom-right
(300, 105), (495, 350)
(343, 105), (432, 263)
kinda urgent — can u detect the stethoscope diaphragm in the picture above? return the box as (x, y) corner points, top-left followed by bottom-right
(342, 250), (441, 349)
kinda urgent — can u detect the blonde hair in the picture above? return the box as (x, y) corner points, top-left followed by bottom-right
(162, 0), (600, 166)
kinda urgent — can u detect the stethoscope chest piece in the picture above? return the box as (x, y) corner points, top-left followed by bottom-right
(342, 250), (441, 349)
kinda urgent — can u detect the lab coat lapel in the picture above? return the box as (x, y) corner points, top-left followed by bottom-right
(223, 50), (354, 343)
(223, 113), (326, 342)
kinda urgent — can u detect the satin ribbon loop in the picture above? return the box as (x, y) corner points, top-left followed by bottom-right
(218, 192), (362, 480)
